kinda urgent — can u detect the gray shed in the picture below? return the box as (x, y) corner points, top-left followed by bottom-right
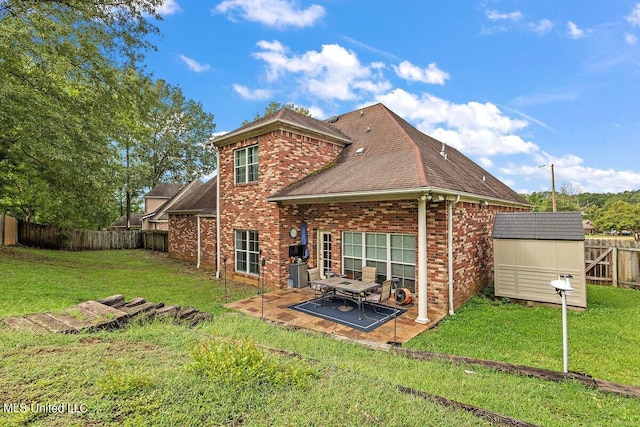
(492, 212), (586, 308)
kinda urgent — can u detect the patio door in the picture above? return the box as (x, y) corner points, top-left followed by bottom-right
(318, 231), (332, 278)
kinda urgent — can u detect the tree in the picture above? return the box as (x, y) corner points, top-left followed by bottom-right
(112, 74), (217, 227)
(242, 101), (311, 125)
(138, 79), (217, 188)
(0, 0), (163, 228)
(0, 1), (219, 229)
(595, 201), (640, 237)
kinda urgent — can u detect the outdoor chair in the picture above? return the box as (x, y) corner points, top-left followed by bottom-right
(308, 267), (334, 304)
(360, 266), (377, 283)
(363, 279), (393, 313)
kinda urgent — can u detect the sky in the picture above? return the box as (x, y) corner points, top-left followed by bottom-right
(143, 0), (640, 195)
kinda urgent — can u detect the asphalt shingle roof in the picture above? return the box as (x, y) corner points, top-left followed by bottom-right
(492, 212), (585, 241)
(269, 103), (528, 205)
(145, 183), (183, 198)
(166, 177), (217, 216)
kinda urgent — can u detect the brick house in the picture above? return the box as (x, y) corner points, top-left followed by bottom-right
(142, 181), (203, 231)
(167, 177), (217, 269)
(205, 103), (529, 323)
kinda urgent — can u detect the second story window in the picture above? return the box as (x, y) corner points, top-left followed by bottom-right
(235, 145), (258, 184)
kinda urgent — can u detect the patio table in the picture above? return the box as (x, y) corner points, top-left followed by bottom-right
(310, 276), (380, 320)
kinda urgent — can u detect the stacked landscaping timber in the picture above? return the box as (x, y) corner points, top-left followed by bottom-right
(2, 294), (212, 334)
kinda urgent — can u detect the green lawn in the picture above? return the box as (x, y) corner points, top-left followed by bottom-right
(407, 285), (640, 386)
(1, 246), (639, 426)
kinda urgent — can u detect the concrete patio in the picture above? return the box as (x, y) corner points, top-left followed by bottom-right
(224, 287), (447, 345)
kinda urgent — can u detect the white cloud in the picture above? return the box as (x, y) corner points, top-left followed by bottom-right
(482, 10), (553, 36)
(393, 61), (450, 85)
(625, 33), (638, 45)
(157, 0), (181, 16)
(504, 153), (640, 193)
(251, 41), (391, 101)
(215, 0), (325, 28)
(179, 55), (211, 72)
(374, 88), (537, 157)
(486, 10), (523, 22)
(627, 3), (640, 26)
(567, 21), (586, 39)
(529, 19), (553, 35)
(233, 84), (272, 100)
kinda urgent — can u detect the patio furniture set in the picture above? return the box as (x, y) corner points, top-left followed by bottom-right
(308, 266), (395, 320)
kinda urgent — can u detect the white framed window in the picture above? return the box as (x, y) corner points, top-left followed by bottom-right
(234, 145), (258, 184)
(342, 231), (416, 291)
(235, 229), (259, 274)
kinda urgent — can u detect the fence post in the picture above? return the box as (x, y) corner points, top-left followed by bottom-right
(612, 246), (618, 287)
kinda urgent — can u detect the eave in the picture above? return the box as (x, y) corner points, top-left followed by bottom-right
(266, 186), (531, 208)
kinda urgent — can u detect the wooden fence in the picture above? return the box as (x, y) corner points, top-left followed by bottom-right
(585, 239), (640, 289)
(18, 220), (141, 251)
(141, 230), (169, 252)
(1, 215), (18, 246)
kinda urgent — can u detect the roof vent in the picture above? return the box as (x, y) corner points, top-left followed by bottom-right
(366, 126), (371, 133)
(355, 147), (365, 155)
(360, 110), (364, 117)
(440, 142), (448, 160)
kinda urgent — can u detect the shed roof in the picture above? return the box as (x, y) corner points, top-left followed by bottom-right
(492, 212), (585, 241)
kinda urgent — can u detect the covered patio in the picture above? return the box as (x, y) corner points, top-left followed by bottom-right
(224, 287), (447, 345)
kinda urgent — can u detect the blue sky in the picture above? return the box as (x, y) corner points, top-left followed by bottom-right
(144, 1), (640, 194)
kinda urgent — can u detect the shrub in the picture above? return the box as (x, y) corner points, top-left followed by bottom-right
(188, 337), (318, 388)
(97, 358), (153, 396)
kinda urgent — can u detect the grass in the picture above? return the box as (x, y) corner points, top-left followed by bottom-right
(0, 247), (256, 317)
(1, 246), (639, 426)
(406, 286), (640, 386)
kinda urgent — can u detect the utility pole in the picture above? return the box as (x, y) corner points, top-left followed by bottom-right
(540, 164), (557, 212)
(550, 164), (557, 212)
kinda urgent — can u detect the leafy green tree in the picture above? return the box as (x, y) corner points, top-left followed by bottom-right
(595, 201), (640, 237)
(112, 74), (217, 228)
(0, 0), (162, 228)
(138, 79), (217, 187)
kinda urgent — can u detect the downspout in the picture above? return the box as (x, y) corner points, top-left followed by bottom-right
(215, 146), (221, 279)
(197, 216), (201, 269)
(416, 194), (429, 324)
(447, 195), (460, 315)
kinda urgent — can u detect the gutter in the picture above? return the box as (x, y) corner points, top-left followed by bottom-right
(213, 146), (221, 279)
(267, 187), (529, 209)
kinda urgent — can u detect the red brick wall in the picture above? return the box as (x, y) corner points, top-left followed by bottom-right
(168, 214), (217, 270)
(217, 129), (343, 286)
(281, 200), (525, 315)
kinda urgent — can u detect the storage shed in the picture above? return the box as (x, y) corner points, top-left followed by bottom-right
(492, 212), (586, 308)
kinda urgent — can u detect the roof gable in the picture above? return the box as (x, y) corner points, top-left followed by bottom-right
(211, 108), (351, 148)
(144, 179), (204, 221)
(167, 177), (217, 215)
(145, 183), (183, 199)
(492, 212), (585, 241)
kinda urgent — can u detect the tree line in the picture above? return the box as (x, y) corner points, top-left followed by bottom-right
(524, 186), (640, 237)
(0, 1), (216, 229)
